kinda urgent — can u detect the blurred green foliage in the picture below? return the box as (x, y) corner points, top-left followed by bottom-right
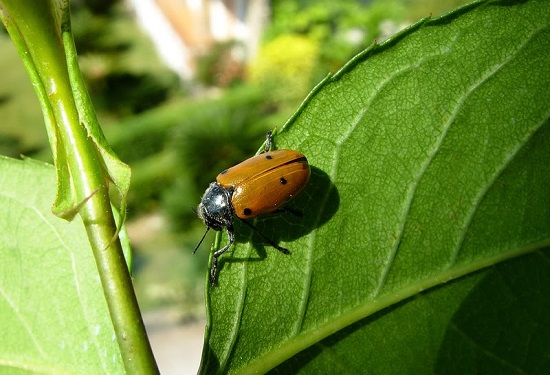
(0, 35), (48, 157)
(196, 41), (246, 87)
(249, 34), (320, 106)
(71, 1), (181, 117)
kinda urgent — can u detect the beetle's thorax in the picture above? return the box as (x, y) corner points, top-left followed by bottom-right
(197, 182), (234, 231)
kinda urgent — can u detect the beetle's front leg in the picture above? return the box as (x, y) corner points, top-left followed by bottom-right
(210, 225), (236, 285)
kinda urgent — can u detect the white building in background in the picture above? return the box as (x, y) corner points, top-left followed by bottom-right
(126, 0), (269, 80)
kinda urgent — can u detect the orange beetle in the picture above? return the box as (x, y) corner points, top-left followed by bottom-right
(195, 131), (310, 285)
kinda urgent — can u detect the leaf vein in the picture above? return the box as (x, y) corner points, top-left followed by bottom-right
(0, 283), (48, 359)
(449, 321), (529, 374)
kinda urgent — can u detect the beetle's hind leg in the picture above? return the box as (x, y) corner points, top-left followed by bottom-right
(239, 218), (290, 255)
(273, 206), (303, 218)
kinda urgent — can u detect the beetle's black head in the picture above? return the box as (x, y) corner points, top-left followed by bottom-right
(197, 182), (234, 231)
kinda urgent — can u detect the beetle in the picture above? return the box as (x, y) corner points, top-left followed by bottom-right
(194, 131), (310, 285)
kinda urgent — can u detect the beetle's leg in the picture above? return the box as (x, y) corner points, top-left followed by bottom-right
(272, 206), (303, 218)
(210, 226), (235, 285)
(264, 130), (273, 153)
(239, 218), (291, 255)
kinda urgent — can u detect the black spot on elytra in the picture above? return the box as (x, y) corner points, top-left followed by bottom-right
(280, 177), (287, 185)
(265, 155), (273, 160)
(243, 208), (252, 216)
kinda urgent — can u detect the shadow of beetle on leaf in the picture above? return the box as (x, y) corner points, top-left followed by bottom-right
(217, 165), (339, 272)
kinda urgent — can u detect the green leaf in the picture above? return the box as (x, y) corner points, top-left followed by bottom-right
(199, 0), (550, 373)
(0, 156), (125, 374)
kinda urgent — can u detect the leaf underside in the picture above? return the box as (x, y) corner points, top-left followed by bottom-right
(0, 157), (124, 374)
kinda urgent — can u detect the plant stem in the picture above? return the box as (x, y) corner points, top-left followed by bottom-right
(81, 185), (159, 374)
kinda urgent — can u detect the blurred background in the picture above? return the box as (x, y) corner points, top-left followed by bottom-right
(0, 0), (470, 372)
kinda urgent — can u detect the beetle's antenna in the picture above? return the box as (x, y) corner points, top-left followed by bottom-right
(238, 218), (290, 254)
(193, 227), (210, 254)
